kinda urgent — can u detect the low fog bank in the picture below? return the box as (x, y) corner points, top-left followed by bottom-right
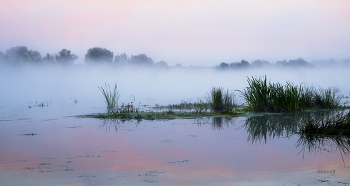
(1, 46), (350, 69)
(1, 64), (349, 116)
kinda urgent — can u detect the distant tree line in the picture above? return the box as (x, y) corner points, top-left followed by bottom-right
(216, 58), (313, 70)
(0, 46), (78, 65)
(0, 46), (168, 67)
(1, 46), (349, 68)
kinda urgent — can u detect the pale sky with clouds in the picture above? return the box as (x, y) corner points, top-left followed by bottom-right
(0, 0), (349, 66)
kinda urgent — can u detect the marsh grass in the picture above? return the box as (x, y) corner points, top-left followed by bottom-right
(98, 83), (120, 114)
(239, 76), (343, 112)
(83, 110), (221, 121)
(300, 109), (350, 137)
(155, 100), (210, 113)
(208, 87), (236, 113)
(155, 88), (236, 114)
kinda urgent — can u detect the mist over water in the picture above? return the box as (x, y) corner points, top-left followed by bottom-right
(1, 64), (349, 117)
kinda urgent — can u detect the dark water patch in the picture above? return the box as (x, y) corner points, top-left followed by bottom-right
(17, 118), (30, 121)
(23, 167), (34, 170)
(64, 126), (82, 129)
(40, 157), (58, 160)
(167, 160), (189, 164)
(78, 175), (96, 178)
(43, 118), (58, 121)
(20, 133), (38, 136)
(159, 140), (172, 143)
(38, 163), (52, 166)
(142, 179), (158, 183)
(16, 160), (28, 162)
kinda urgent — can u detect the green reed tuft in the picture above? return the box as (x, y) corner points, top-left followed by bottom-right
(98, 83), (120, 114)
(209, 87), (236, 113)
(238, 76), (342, 112)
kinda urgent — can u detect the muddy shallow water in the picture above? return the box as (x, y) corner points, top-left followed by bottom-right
(1, 105), (350, 186)
(1, 66), (350, 185)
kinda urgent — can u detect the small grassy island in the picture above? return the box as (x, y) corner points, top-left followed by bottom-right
(80, 76), (350, 137)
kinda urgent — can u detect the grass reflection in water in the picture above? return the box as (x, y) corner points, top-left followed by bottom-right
(244, 113), (302, 144)
(296, 134), (350, 166)
(244, 111), (350, 165)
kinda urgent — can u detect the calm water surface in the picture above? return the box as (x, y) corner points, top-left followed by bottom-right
(0, 103), (349, 186)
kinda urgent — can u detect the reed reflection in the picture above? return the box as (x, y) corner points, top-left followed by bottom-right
(296, 133), (350, 165)
(244, 111), (336, 144)
(244, 113), (307, 144)
(99, 119), (120, 132)
(99, 119), (142, 133)
(194, 117), (236, 130)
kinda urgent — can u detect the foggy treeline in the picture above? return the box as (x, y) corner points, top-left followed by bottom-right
(216, 58), (350, 69)
(0, 46), (167, 67)
(0, 46), (349, 69)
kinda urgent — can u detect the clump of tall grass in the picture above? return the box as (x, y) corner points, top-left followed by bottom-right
(208, 87), (236, 113)
(98, 83), (120, 114)
(238, 76), (342, 112)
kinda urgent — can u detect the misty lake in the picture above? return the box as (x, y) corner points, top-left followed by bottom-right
(1, 65), (350, 185)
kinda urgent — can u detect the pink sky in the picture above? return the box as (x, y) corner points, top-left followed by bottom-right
(0, 0), (349, 66)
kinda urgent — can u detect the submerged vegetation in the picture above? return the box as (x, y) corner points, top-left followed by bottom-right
(238, 76), (342, 112)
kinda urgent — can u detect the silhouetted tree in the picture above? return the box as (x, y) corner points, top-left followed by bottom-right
(217, 62), (230, 69)
(175, 63), (182, 67)
(114, 53), (129, 64)
(155, 60), (168, 68)
(55, 49), (78, 64)
(276, 58), (311, 67)
(85, 47), (113, 64)
(42, 53), (55, 63)
(5, 46), (42, 63)
(0, 51), (5, 63)
(251, 59), (271, 67)
(288, 58), (311, 67)
(129, 54), (154, 66)
(230, 59), (250, 68)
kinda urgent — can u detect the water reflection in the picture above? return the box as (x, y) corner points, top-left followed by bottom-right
(99, 119), (120, 132)
(194, 117), (236, 130)
(99, 119), (143, 133)
(244, 111), (339, 144)
(244, 111), (350, 166)
(244, 113), (303, 144)
(296, 133), (350, 165)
